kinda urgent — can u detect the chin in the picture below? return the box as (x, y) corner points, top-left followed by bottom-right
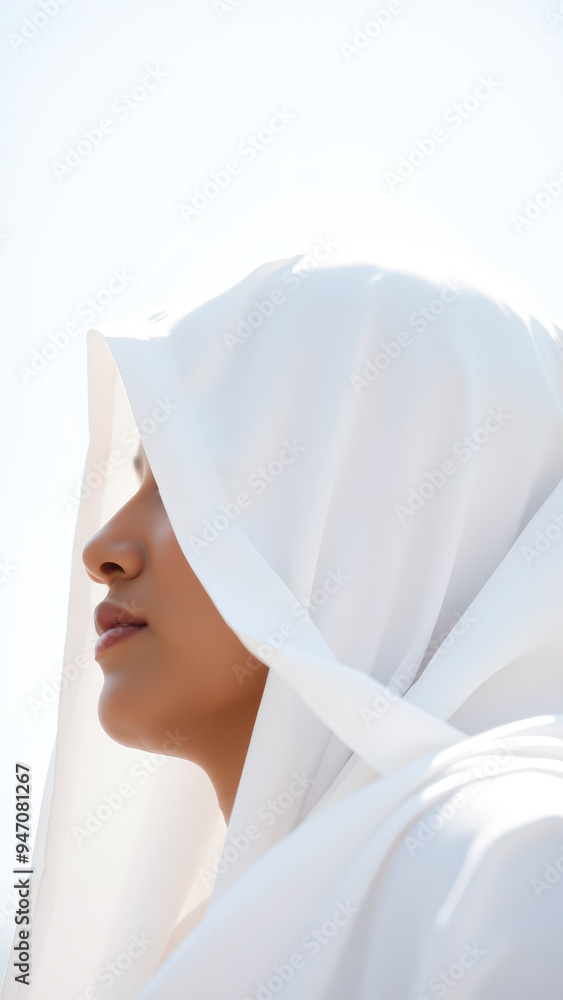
(97, 683), (148, 750)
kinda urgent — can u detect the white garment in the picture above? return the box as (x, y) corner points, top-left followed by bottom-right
(4, 216), (563, 999)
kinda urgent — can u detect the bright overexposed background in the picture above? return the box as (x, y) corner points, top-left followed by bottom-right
(1, 0), (562, 983)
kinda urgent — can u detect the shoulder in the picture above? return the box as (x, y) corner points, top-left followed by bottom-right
(378, 765), (563, 998)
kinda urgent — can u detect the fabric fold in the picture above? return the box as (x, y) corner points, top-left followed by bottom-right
(5, 233), (563, 999)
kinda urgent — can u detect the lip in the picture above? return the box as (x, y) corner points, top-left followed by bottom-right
(94, 600), (148, 661)
(94, 599), (147, 635)
(94, 623), (147, 660)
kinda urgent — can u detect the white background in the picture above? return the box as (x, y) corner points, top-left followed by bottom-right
(1, 0), (562, 985)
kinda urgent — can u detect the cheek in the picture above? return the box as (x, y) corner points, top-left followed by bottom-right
(151, 522), (212, 626)
(98, 617), (262, 744)
(95, 504), (268, 748)
(150, 521), (257, 702)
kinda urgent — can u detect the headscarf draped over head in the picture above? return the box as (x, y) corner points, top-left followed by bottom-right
(5, 197), (563, 1000)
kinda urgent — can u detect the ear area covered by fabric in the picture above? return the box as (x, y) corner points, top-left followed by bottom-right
(87, 259), (563, 853)
(404, 473), (563, 729)
(93, 321), (467, 776)
(94, 259), (563, 758)
(7, 246), (563, 1000)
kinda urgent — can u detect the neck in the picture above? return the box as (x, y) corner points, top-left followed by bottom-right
(168, 682), (267, 824)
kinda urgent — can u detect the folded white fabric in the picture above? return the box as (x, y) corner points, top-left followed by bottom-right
(5, 238), (563, 1000)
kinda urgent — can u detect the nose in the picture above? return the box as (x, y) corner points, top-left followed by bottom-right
(82, 512), (145, 586)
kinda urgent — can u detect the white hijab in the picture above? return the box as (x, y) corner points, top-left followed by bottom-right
(4, 204), (563, 999)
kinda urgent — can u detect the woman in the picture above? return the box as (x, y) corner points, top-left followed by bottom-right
(5, 229), (563, 999)
(82, 431), (270, 826)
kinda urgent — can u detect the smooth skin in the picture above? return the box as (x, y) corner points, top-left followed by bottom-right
(82, 442), (269, 823)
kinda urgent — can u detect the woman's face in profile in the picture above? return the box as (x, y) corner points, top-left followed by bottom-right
(81, 443), (268, 768)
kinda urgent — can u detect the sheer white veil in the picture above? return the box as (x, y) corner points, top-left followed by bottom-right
(4, 191), (563, 999)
